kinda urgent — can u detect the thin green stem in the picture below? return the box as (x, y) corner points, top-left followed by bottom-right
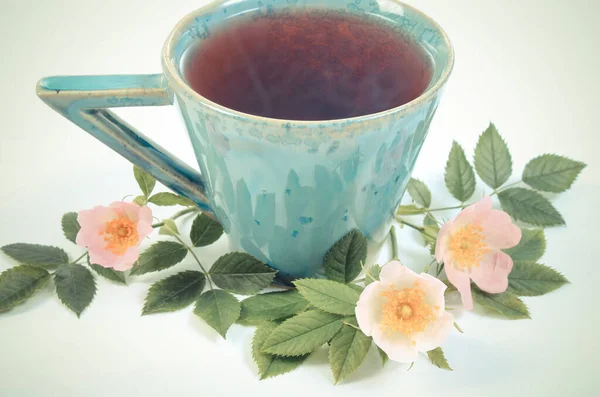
(152, 207), (199, 228)
(390, 226), (399, 260)
(427, 181), (522, 212)
(174, 235), (213, 289)
(70, 252), (88, 265)
(427, 205), (464, 212)
(343, 322), (361, 331)
(423, 258), (436, 274)
(396, 218), (424, 232)
(493, 180), (522, 195)
(365, 272), (377, 282)
(396, 218), (437, 241)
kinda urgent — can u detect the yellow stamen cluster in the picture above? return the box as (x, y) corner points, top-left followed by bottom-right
(448, 224), (489, 269)
(380, 283), (436, 342)
(100, 216), (138, 255)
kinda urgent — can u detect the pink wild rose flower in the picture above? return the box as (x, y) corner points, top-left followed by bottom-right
(435, 196), (522, 309)
(76, 202), (153, 271)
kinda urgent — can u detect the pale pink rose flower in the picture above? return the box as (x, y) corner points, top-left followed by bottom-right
(76, 202), (153, 271)
(435, 196), (522, 310)
(355, 260), (453, 363)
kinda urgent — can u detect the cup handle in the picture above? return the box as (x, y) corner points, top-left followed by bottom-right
(36, 73), (211, 212)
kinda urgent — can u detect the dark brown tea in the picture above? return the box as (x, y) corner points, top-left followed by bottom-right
(183, 10), (432, 121)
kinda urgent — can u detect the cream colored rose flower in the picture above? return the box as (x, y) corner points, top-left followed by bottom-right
(355, 261), (453, 363)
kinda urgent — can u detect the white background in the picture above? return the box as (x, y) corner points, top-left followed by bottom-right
(0, 0), (598, 396)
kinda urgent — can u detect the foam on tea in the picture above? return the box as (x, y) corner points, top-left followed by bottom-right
(182, 10), (432, 121)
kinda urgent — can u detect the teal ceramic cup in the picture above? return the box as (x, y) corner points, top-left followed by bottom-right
(37, 0), (453, 280)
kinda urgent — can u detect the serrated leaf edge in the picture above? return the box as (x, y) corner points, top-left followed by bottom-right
(294, 278), (359, 316)
(142, 271), (206, 315)
(0, 265), (51, 312)
(262, 311), (344, 357)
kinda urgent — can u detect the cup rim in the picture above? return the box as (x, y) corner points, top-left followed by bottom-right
(162, 0), (454, 126)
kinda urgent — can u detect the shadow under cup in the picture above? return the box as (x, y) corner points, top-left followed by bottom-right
(163, 0), (453, 281)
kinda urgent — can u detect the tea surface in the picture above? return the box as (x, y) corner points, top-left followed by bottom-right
(183, 11), (432, 120)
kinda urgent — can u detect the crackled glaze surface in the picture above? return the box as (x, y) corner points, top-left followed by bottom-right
(168, 0), (452, 279)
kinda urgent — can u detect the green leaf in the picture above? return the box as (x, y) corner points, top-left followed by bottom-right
(473, 123), (512, 189)
(396, 204), (427, 215)
(61, 212), (80, 244)
(190, 213), (224, 247)
(324, 229), (367, 284)
(378, 347), (388, 366)
(142, 271), (206, 315)
(133, 195), (147, 206)
(504, 228), (546, 262)
(54, 263), (96, 317)
(0, 265), (51, 313)
(130, 241), (188, 275)
(508, 261), (569, 296)
(87, 256), (126, 285)
(472, 287), (530, 319)
(365, 264), (382, 287)
(262, 310), (344, 356)
(252, 321), (308, 380)
(158, 219), (179, 236)
(498, 187), (565, 227)
(238, 290), (309, 325)
(329, 321), (372, 384)
(421, 214), (440, 248)
(209, 252), (276, 295)
(444, 141), (476, 202)
(423, 213), (439, 228)
(1, 243), (69, 269)
(194, 289), (240, 338)
(133, 165), (156, 197)
(406, 178), (432, 208)
(422, 225), (439, 242)
(148, 192), (196, 207)
(522, 154), (586, 193)
(427, 347), (452, 371)
(294, 279), (360, 316)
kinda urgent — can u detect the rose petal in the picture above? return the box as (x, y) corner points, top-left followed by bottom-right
(113, 246), (139, 271)
(372, 326), (419, 363)
(419, 273), (447, 314)
(137, 219), (154, 243)
(88, 246), (122, 269)
(479, 210), (522, 250)
(470, 250), (513, 293)
(110, 201), (141, 221)
(75, 227), (93, 248)
(453, 196), (492, 229)
(355, 281), (386, 336)
(435, 221), (453, 263)
(379, 260), (421, 289)
(77, 206), (118, 231)
(444, 257), (474, 310)
(413, 311), (454, 352)
(138, 205), (153, 224)
(76, 206), (120, 249)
